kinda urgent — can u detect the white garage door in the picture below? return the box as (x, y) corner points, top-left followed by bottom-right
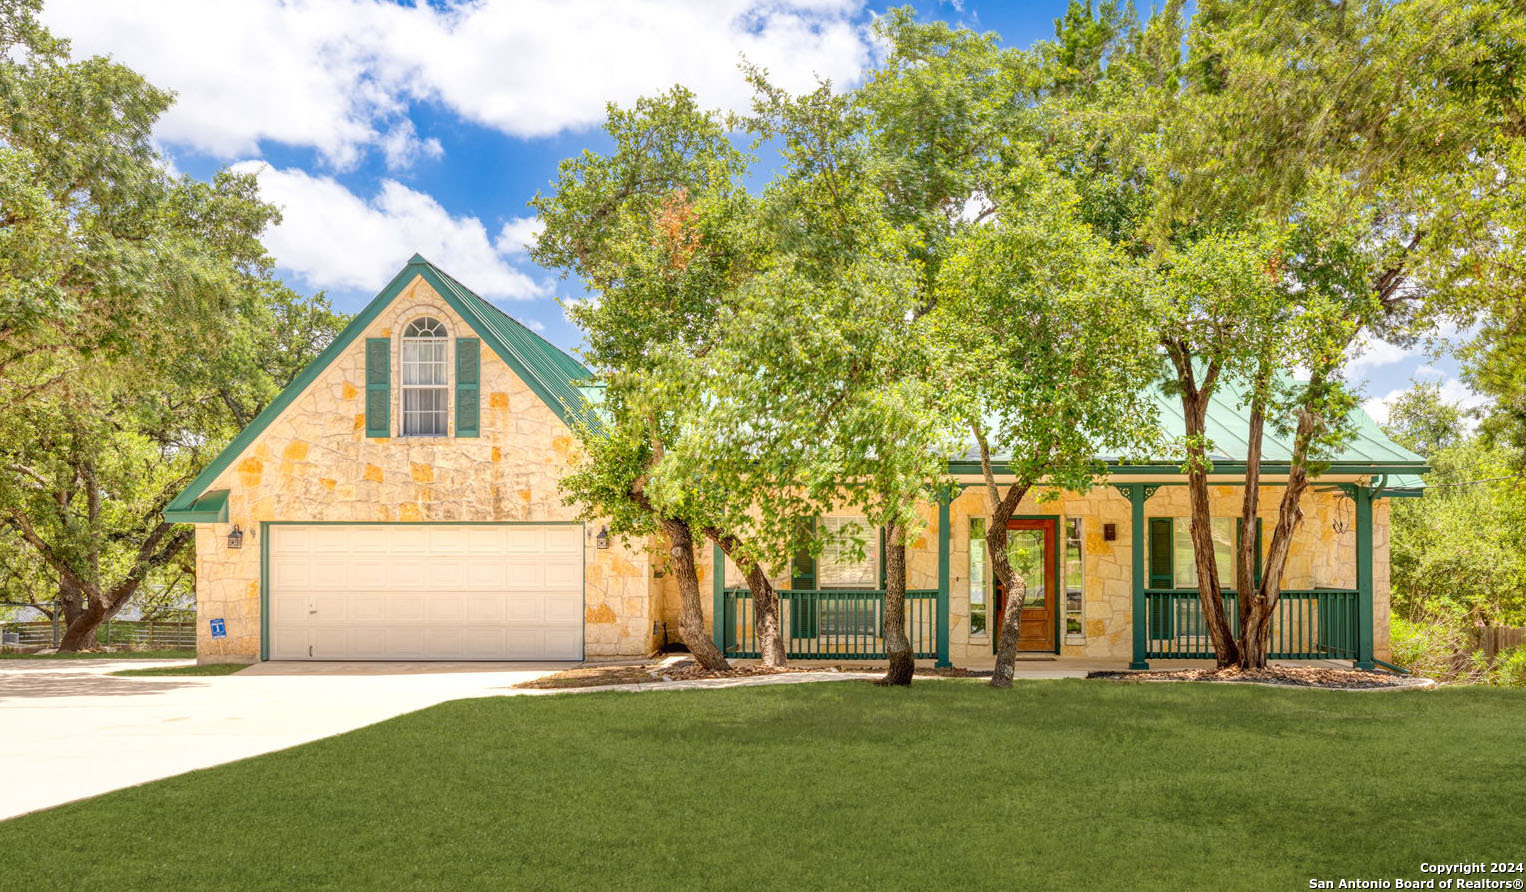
(267, 524), (583, 660)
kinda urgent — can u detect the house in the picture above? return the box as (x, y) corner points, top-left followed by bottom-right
(167, 256), (1427, 669)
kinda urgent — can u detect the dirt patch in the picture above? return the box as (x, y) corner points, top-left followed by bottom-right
(513, 665), (663, 689)
(1089, 666), (1426, 690)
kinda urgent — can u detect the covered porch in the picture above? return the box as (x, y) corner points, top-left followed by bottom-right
(709, 472), (1416, 671)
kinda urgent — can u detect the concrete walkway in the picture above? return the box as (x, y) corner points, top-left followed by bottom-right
(0, 659), (566, 821)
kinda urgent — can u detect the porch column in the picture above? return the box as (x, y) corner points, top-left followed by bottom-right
(712, 540), (726, 654)
(1355, 485), (1375, 670)
(1127, 485), (1149, 670)
(936, 492), (951, 668)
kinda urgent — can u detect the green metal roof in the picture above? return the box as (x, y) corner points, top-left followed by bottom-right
(165, 255), (594, 520)
(958, 372), (1428, 478)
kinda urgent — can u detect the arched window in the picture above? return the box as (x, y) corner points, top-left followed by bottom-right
(401, 317), (448, 436)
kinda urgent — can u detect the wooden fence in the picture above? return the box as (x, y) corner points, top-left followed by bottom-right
(1474, 625), (1526, 662)
(0, 619), (196, 649)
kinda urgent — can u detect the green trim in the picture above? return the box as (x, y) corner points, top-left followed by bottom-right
(936, 494), (951, 667)
(1127, 485), (1150, 669)
(259, 521), (270, 662)
(256, 520), (587, 664)
(1374, 657), (1411, 675)
(1356, 486), (1375, 670)
(164, 489), (229, 524)
(947, 460), (1429, 477)
(712, 540), (725, 654)
(166, 254), (594, 517)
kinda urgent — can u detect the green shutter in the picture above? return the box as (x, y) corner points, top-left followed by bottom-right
(1148, 517), (1173, 589)
(364, 338), (390, 438)
(455, 337), (480, 437)
(1147, 517), (1174, 639)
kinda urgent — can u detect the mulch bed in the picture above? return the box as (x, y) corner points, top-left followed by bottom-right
(515, 660), (984, 689)
(1089, 666), (1427, 690)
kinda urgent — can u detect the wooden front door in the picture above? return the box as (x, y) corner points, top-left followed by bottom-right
(993, 518), (1058, 652)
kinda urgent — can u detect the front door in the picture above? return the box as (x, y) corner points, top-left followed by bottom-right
(992, 518), (1057, 652)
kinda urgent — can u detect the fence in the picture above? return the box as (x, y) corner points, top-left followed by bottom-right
(0, 620), (196, 649)
(1474, 625), (1526, 662)
(1143, 589), (1360, 661)
(721, 588), (938, 660)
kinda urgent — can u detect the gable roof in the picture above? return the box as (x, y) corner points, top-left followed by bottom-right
(165, 255), (592, 521)
(955, 372), (1428, 478)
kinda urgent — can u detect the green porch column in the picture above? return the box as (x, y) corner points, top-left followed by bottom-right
(1355, 485), (1375, 670)
(712, 540), (726, 654)
(1128, 484), (1149, 670)
(936, 492), (952, 668)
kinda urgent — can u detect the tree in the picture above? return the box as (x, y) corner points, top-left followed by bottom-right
(933, 165), (1160, 687)
(0, 1), (345, 650)
(533, 88), (758, 670)
(1037, 0), (1526, 667)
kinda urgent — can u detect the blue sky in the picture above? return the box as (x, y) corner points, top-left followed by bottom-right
(41, 0), (1471, 421)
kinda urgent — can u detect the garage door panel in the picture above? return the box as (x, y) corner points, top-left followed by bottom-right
(268, 524), (585, 661)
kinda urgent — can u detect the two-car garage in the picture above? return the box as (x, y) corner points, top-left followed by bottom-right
(265, 523), (584, 661)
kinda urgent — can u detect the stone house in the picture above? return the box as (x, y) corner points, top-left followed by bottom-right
(167, 256), (1426, 668)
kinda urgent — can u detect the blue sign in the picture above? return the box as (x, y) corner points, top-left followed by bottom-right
(209, 618), (227, 639)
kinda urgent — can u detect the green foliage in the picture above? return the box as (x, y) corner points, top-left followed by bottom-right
(0, 0), (344, 638)
(1386, 386), (1526, 628)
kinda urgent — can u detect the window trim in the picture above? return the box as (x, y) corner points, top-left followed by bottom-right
(1154, 516), (1264, 591)
(400, 316), (450, 438)
(968, 516), (988, 638)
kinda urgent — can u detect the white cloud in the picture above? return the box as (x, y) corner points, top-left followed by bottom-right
(380, 120), (443, 170)
(495, 216), (545, 256)
(233, 162), (543, 300)
(43, 0), (872, 168)
(520, 318), (547, 333)
(1362, 378), (1489, 427)
(1345, 335), (1420, 374)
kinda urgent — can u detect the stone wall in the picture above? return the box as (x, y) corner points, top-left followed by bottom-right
(193, 275), (656, 663)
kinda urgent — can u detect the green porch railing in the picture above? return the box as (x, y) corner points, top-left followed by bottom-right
(1143, 589), (1360, 660)
(721, 588), (939, 660)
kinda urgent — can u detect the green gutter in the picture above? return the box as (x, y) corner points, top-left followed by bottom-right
(946, 460), (1430, 477)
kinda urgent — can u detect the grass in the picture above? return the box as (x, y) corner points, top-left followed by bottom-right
(0, 680), (1522, 891)
(0, 648), (195, 660)
(108, 663), (246, 677)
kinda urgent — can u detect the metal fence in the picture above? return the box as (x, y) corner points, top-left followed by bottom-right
(1143, 589), (1360, 660)
(721, 588), (938, 660)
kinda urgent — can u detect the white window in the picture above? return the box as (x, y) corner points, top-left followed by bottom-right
(401, 317), (448, 436)
(1172, 517), (1234, 589)
(818, 516), (878, 588)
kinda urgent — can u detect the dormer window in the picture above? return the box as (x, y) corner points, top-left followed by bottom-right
(401, 317), (449, 436)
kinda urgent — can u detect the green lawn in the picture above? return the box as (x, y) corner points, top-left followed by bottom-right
(108, 662), (245, 677)
(0, 648), (195, 660)
(0, 680), (1521, 891)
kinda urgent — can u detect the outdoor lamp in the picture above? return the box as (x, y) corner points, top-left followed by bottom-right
(595, 526), (610, 549)
(1332, 495), (1352, 534)
(227, 524), (244, 549)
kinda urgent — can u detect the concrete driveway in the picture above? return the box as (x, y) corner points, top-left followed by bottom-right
(0, 659), (566, 821)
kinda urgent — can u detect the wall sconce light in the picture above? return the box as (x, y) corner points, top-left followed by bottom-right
(1103, 523), (1117, 542)
(1332, 495), (1352, 534)
(595, 526), (610, 549)
(227, 524), (244, 549)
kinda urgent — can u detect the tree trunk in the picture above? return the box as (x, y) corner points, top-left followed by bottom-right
(662, 518), (731, 670)
(1242, 393), (1321, 669)
(54, 576), (97, 652)
(710, 532), (786, 668)
(973, 424), (1039, 689)
(1236, 367), (1269, 652)
(57, 596), (108, 653)
(878, 521), (914, 686)
(1168, 349), (1239, 668)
